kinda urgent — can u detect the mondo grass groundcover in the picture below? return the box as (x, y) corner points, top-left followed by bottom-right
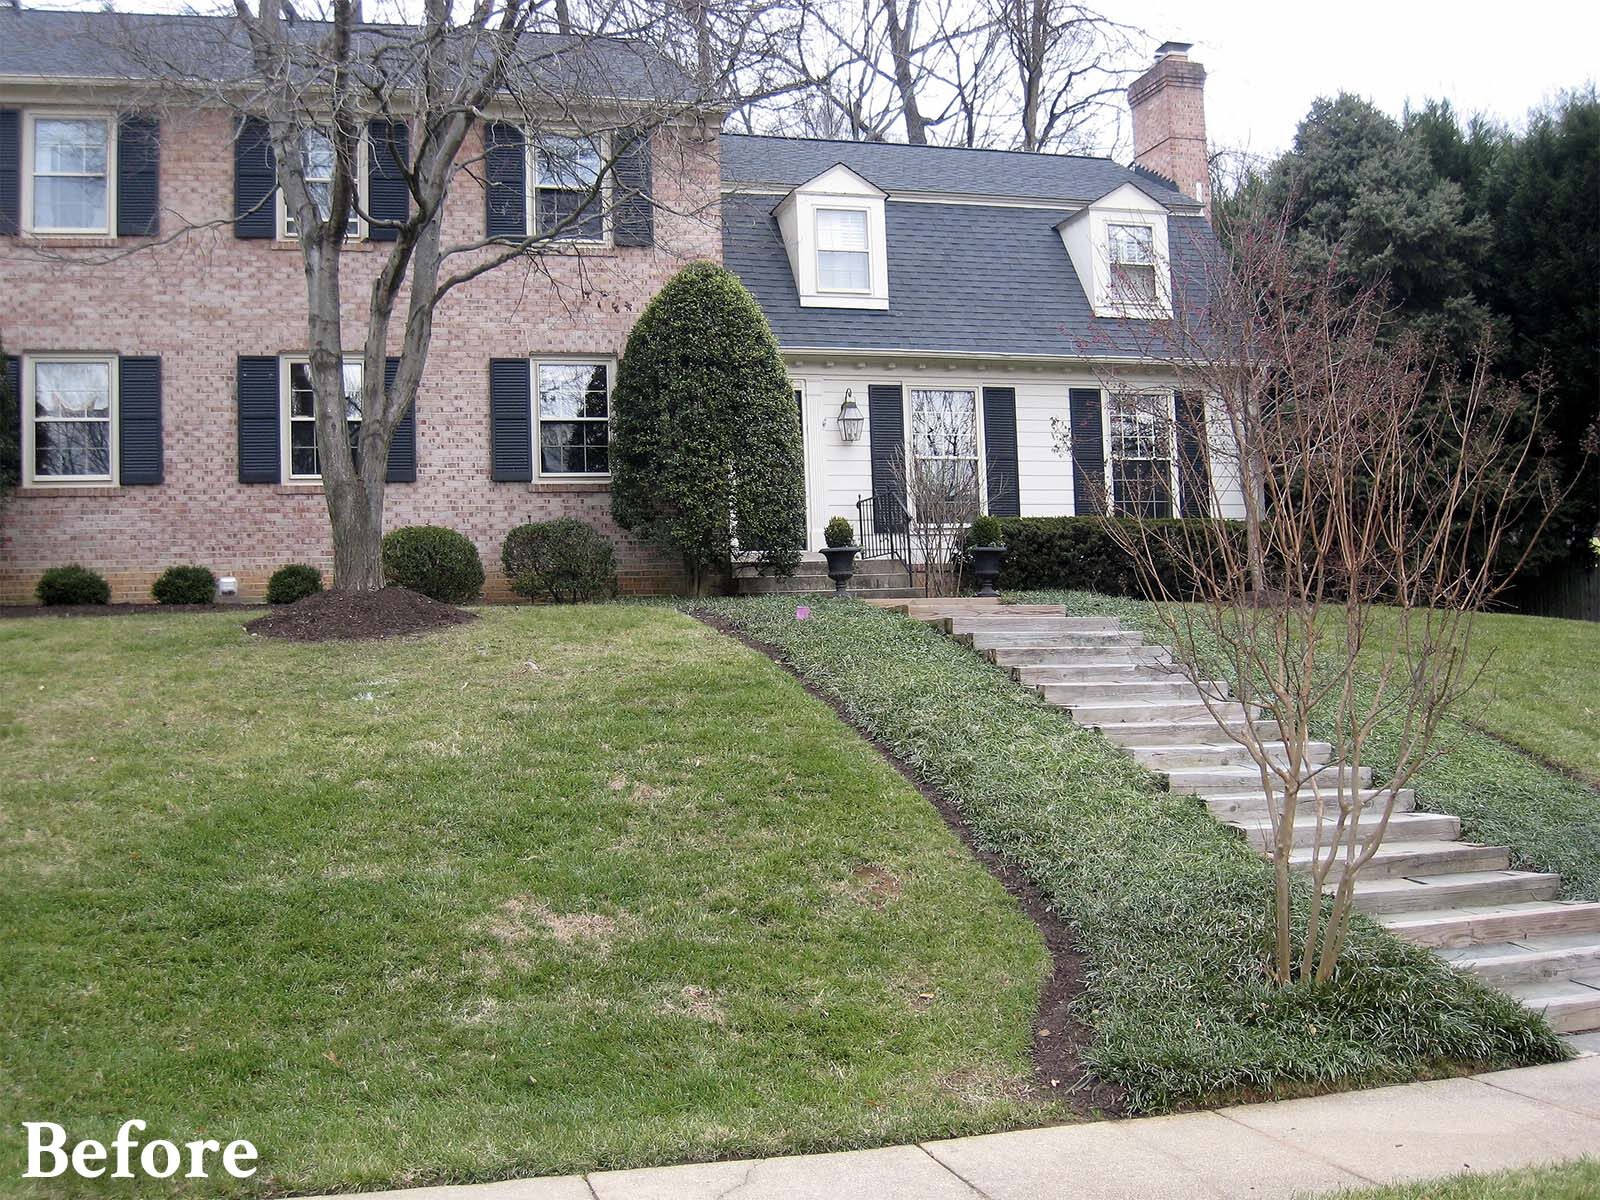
(699, 596), (1566, 1114)
(1042, 591), (1600, 904)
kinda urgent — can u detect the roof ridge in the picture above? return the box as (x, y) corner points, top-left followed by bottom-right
(721, 130), (1121, 166)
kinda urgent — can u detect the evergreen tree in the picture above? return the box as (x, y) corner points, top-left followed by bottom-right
(610, 261), (805, 593)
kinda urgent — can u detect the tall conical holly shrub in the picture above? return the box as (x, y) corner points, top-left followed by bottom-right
(610, 260), (805, 593)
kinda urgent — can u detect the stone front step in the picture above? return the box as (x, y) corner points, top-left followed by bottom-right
(987, 645), (1173, 667)
(1038, 679), (1230, 705)
(1228, 810), (1459, 850)
(1352, 870), (1563, 915)
(1204, 786), (1416, 819)
(1069, 699), (1263, 724)
(1130, 740), (1334, 771)
(1376, 899), (1600, 948)
(1167, 762), (1373, 796)
(1505, 977), (1600, 1034)
(1101, 717), (1283, 746)
(1012, 662), (1179, 684)
(963, 630), (1147, 650)
(940, 616), (1123, 636)
(1290, 839), (1511, 882)
(1441, 936), (1600, 988)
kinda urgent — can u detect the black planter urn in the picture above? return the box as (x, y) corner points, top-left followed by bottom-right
(970, 544), (1007, 597)
(821, 546), (859, 596)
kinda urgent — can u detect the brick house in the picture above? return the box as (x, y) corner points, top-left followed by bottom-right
(1, 7), (1232, 602)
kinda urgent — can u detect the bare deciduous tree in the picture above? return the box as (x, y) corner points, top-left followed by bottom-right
(1067, 208), (1582, 985)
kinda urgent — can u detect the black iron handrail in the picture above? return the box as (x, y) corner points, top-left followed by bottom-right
(855, 493), (913, 587)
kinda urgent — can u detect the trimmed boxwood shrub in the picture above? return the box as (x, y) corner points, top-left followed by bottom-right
(983, 516), (1246, 597)
(823, 516), (855, 548)
(36, 564), (111, 606)
(381, 525), (484, 604)
(152, 565), (216, 605)
(610, 260), (805, 591)
(969, 515), (1004, 547)
(266, 564), (324, 605)
(501, 519), (618, 603)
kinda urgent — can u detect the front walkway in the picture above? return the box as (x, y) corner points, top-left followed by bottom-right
(312, 1054), (1600, 1199)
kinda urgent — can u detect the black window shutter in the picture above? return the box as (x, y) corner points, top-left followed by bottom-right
(237, 356), (281, 483)
(234, 117), (278, 239)
(484, 123), (526, 240)
(1069, 387), (1105, 516)
(367, 120), (409, 242)
(489, 358), (532, 481)
(867, 383), (905, 533)
(1175, 390), (1211, 518)
(981, 386), (1021, 518)
(611, 127), (654, 248)
(384, 356), (417, 482)
(117, 356), (163, 485)
(116, 114), (160, 237)
(0, 109), (21, 235)
(4, 358), (19, 463)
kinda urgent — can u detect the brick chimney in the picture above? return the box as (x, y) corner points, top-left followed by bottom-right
(1128, 41), (1210, 217)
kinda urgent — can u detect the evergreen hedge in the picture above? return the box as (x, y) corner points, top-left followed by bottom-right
(610, 261), (805, 589)
(983, 516), (1247, 596)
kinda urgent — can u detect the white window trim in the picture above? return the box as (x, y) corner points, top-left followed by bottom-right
(1092, 211), (1171, 318)
(278, 355), (364, 483)
(813, 205), (874, 296)
(526, 131), (612, 247)
(276, 127), (369, 242)
(905, 383), (988, 522)
(21, 352), (120, 487)
(1103, 390), (1179, 517)
(21, 110), (117, 237)
(532, 355), (614, 480)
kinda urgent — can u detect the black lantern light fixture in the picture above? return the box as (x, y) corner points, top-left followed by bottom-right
(837, 389), (865, 444)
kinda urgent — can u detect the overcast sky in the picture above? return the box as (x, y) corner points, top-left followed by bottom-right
(1121, 0), (1600, 157)
(35, 1), (1600, 158)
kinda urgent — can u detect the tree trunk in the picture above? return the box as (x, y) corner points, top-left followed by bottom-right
(884, 0), (929, 144)
(326, 472), (386, 591)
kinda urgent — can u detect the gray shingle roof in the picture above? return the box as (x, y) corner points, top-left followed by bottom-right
(0, 7), (692, 102)
(721, 133), (1200, 208)
(723, 192), (1214, 358)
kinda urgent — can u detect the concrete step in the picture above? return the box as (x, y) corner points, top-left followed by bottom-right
(1070, 699), (1263, 725)
(942, 616), (1123, 635)
(1040, 679), (1229, 705)
(1014, 662), (1180, 684)
(1505, 976), (1600, 1034)
(964, 630), (1147, 650)
(1100, 717), (1283, 746)
(1167, 762), (1373, 796)
(1131, 740), (1335, 771)
(987, 645), (1173, 668)
(1441, 936), (1600, 989)
(1205, 786), (1416, 819)
(1229, 810), (1459, 850)
(1291, 839), (1510, 882)
(1353, 870), (1563, 915)
(1377, 899), (1600, 948)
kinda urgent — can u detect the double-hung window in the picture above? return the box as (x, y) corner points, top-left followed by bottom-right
(285, 359), (363, 480)
(910, 387), (980, 509)
(814, 207), (871, 292)
(28, 115), (112, 235)
(282, 128), (360, 239)
(1107, 223), (1158, 306)
(537, 360), (610, 475)
(533, 134), (605, 242)
(25, 356), (117, 483)
(1109, 393), (1174, 517)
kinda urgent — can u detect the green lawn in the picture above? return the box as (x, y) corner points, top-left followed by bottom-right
(702, 597), (1564, 1116)
(1306, 1159), (1599, 1199)
(0, 607), (1051, 1197)
(1040, 593), (1600, 903)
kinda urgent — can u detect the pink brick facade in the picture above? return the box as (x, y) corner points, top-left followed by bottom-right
(0, 109), (722, 603)
(1127, 45), (1210, 219)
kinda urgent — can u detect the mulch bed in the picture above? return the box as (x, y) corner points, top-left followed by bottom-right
(245, 586), (477, 642)
(692, 610), (1125, 1120)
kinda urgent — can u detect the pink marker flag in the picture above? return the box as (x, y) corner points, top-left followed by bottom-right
(795, 605), (812, 621)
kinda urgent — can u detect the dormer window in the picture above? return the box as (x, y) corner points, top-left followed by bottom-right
(815, 207), (871, 292)
(769, 164), (889, 310)
(1108, 223), (1157, 305)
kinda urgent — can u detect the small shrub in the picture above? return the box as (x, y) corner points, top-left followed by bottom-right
(969, 515), (1004, 547)
(36, 565), (110, 606)
(152, 565), (216, 605)
(501, 518), (618, 603)
(266, 564), (324, 605)
(382, 525), (484, 604)
(824, 517), (855, 548)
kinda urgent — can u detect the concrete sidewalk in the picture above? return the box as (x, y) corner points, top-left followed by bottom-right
(308, 1053), (1600, 1200)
